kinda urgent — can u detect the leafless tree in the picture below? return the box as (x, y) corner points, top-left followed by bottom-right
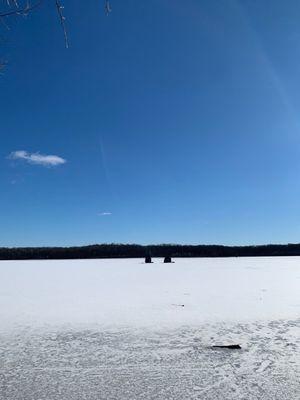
(0, 0), (112, 70)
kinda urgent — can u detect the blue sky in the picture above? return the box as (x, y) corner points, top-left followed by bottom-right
(1, 0), (300, 247)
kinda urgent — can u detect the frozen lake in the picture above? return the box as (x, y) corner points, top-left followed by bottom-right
(0, 257), (299, 399)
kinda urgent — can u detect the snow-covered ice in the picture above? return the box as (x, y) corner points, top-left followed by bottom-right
(0, 257), (299, 399)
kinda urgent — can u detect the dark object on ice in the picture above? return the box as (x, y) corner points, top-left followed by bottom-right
(164, 256), (172, 263)
(172, 304), (185, 307)
(145, 255), (152, 263)
(212, 344), (241, 350)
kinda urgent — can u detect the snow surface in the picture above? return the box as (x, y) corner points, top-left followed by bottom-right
(1, 256), (300, 327)
(0, 257), (299, 399)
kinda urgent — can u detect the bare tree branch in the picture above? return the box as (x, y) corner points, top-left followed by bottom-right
(0, 0), (113, 68)
(55, 0), (68, 48)
(0, 14), (10, 29)
(5, 0), (19, 7)
(0, 58), (7, 72)
(105, 0), (112, 16)
(0, 0), (42, 18)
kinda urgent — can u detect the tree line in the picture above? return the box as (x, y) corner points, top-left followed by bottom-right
(1, 243), (300, 260)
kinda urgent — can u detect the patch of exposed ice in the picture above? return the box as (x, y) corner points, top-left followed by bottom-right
(0, 320), (299, 400)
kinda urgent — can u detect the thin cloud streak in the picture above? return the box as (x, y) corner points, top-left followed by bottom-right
(8, 150), (66, 166)
(98, 212), (112, 216)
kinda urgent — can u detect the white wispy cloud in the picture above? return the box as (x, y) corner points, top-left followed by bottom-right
(98, 212), (112, 216)
(8, 150), (66, 167)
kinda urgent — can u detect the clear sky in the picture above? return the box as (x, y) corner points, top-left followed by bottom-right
(1, 0), (300, 247)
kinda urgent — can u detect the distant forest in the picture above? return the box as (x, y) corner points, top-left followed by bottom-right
(2, 243), (300, 260)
